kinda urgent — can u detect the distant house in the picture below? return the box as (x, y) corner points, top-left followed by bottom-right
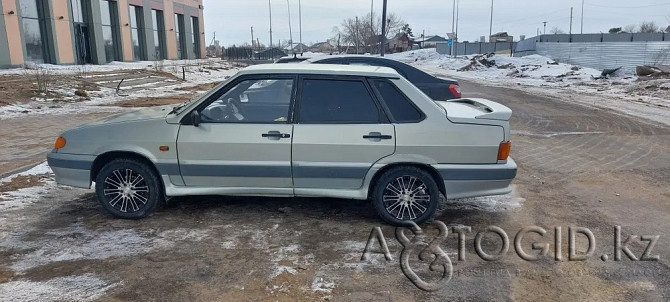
(283, 43), (309, 54)
(490, 32), (513, 43)
(416, 35), (448, 48)
(309, 42), (336, 53)
(387, 33), (413, 53)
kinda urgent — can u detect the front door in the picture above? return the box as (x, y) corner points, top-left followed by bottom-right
(177, 76), (296, 192)
(292, 77), (395, 190)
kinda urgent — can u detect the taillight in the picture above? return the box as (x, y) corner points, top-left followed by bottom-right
(448, 84), (462, 99)
(498, 141), (511, 160)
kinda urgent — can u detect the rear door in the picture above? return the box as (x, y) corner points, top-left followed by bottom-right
(291, 76), (395, 191)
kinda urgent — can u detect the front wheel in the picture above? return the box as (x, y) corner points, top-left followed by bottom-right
(371, 167), (440, 226)
(95, 158), (163, 219)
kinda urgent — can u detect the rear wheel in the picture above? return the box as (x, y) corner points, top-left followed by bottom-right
(94, 158), (163, 219)
(371, 166), (439, 226)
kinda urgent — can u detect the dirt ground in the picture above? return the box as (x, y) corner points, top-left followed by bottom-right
(0, 72), (669, 301)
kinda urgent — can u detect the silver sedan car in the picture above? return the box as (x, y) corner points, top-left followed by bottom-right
(47, 64), (516, 225)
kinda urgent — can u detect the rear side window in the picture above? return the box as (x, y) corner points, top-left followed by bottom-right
(298, 79), (380, 123)
(372, 80), (423, 123)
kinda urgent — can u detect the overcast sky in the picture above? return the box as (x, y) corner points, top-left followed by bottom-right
(203, 0), (670, 46)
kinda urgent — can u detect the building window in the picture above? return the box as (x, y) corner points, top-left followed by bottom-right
(191, 16), (200, 58)
(19, 0), (48, 63)
(129, 5), (145, 61)
(99, 0), (119, 62)
(151, 9), (166, 60)
(174, 13), (186, 59)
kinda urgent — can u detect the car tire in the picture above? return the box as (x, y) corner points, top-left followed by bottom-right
(371, 166), (439, 226)
(95, 158), (163, 219)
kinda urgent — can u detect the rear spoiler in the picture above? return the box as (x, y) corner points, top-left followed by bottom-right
(446, 98), (512, 121)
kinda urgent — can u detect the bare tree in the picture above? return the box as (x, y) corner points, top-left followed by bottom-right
(623, 24), (637, 33)
(639, 21), (659, 33)
(549, 27), (565, 34)
(336, 12), (406, 53)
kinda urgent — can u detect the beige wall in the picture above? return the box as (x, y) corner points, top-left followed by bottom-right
(2, 0), (24, 65)
(51, 0), (75, 64)
(198, 7), (205, 58)
(163, 0), (177, 59)
(117, 0), (133, 61)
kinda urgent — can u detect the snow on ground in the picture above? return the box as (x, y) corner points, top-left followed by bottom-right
(0, 273), (120, 302)
(386, 49), (670, 125)
(0, 58), (242, 119)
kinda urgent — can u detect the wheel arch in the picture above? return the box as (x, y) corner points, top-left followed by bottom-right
(367, 162), (446, 198)
(90, 151), (163, 189)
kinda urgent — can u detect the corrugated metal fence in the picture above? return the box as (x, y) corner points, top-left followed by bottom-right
(533, 42), (670, 72)
(436, 42), (516, 56)
(514, 33), (670, 73)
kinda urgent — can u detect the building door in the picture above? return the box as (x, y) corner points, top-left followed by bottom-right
(73, 24), (92, 64)
(70, 0), (91, 64)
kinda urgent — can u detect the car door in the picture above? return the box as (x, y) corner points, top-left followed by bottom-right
(176, 75), (296, 192)
(291, 76), (395, 191)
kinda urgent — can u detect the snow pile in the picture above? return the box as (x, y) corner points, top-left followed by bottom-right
(388, 49), (604, 87)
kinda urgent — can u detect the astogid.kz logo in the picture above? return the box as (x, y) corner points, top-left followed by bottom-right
(362, 221), (454, 292)
(361, 221), (660, 292)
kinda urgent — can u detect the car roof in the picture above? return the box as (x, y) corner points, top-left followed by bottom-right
(305, 55), (395, 63)
(239, 63), (401, 78)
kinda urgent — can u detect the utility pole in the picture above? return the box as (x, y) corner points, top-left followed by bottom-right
(371, 0), (374, 53)
(580, 0), (584, 34)
(251, 26), (254, 48)
(455, 0), (459, 41)
(355, 16), (359, 54)
(380, 0), (387, 56)
(543, 21), (547, 34)
(298, 0), (302, 54)
(451, 0), (456, 57)
(569, 7), (573, 35)
(268, 0), (273, 47)
(286, 0), (293, 53)
(489, 0), (493, 40)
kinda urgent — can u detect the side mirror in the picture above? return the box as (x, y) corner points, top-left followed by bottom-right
(192, 110), (201, 127)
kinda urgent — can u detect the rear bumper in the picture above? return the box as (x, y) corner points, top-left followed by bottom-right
(46, 152), (95, 189)
(432, 158), (517, 199)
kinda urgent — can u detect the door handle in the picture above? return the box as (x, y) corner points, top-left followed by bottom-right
(363, 132), (393, 140)
(262, 131), (290, 139)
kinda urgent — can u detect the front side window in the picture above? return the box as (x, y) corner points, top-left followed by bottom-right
(200, 78), (294, 123)
(298, 79), (380, 124)
(372, 80), (423, 123)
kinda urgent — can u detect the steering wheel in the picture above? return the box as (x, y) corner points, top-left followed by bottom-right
(223, 97), (245, 121)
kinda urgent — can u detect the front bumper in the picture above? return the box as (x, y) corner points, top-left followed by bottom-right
(432, 158), (517, 199)
(46, 152), (95, 189)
